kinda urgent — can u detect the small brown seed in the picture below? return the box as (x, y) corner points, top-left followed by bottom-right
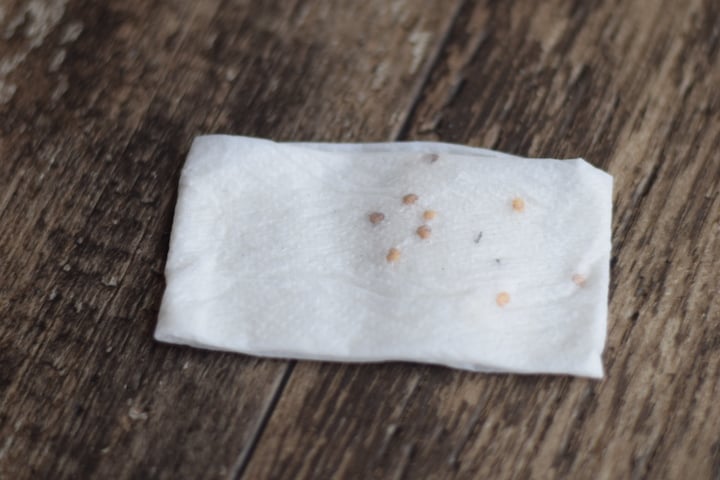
(402, 193), (419, 205)
(368, 212), (385, 225)
(416, 225), (432, 239)
(572, 274), (586, 286)
(386, 247), (401, 263)
(512, 197), (525, 212)
(496, 292), (511, 307)
(423, 210), (437, 221)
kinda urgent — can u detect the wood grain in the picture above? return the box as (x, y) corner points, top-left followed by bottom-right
(0, 1), (457, 478)
(241, 1), (720, 479)
(1, 0), (718, 479)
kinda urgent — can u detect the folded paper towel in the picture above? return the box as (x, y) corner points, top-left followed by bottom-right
(156, 135), (613, 378)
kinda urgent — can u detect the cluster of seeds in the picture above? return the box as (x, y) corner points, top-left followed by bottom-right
(369, 190), (438, 265)
(367, 155), (587, 307)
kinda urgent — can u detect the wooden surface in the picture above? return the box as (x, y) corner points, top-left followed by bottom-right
(0, 0), (718, 478)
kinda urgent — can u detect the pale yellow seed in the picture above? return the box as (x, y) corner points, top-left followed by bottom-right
(403, 193), (419, 205)
(496, 292), (511, 307)
(368, 212), (385, 225)
(572, 274), (586, 286)
(423, 210), (437, 221)
(512, 197), (525, 212)
(386, 247), (401, 263)
(416, 225), (432, 239)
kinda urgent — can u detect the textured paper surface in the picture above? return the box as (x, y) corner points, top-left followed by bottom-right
(156, 135), (613, 378)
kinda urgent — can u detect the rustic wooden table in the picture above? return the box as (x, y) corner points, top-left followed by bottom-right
(1, 1), (718, 478)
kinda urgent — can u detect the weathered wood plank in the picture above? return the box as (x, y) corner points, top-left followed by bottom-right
(0, 1), (457, 478)
(240, 1), (720, 479)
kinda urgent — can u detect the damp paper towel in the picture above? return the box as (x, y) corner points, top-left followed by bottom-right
(156, 135), (613, 378)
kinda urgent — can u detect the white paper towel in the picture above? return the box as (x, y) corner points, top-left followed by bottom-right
(156, 135), (613, 378)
